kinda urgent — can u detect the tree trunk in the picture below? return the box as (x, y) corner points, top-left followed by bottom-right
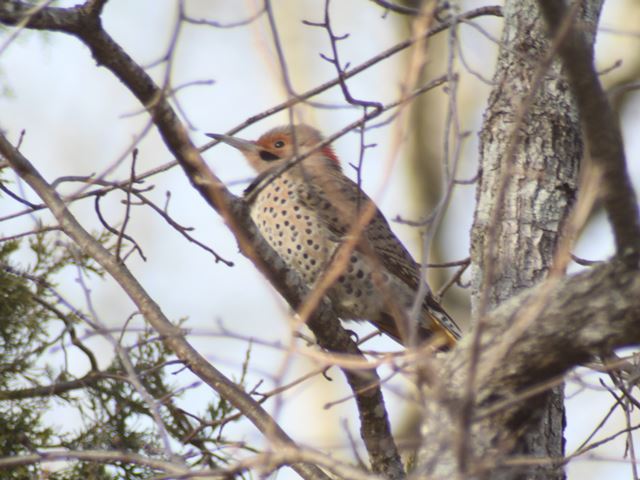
(418, 1), (604, 478)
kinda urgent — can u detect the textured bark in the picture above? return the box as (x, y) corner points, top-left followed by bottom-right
(417, 258), (640, 478)
(418, 1), (606, 479)
(0, 2), (403, 479)
(537, 0), (640, 258)
(470, 2), (601, 478)
(4, 1), (637, 479)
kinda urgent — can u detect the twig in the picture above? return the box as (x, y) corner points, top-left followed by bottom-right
(0, 449), (188, 475)
(538, 0), (640, 260)
(94, 193), (147, 261)
(0, 130), (331, 480)
(0, 6), (503, 226)
(116, 148), (138, 260)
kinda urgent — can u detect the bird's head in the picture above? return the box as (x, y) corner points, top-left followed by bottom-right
(207, 124), (340, 174)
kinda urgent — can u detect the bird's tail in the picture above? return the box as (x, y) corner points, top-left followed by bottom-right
(421, 295), (462, 348)
(375, 297), (461, 349)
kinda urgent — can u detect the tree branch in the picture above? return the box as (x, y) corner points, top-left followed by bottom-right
(0, 449), (188, 476)
(421, 1), (639, 478)
(538, 0), (640, 260)
(0, 5), (502, 225)
(0, 133), (331, 480)
(419, 259), (640, 477)
(0, 447), (381, 480)
(0, 2), (406, 477)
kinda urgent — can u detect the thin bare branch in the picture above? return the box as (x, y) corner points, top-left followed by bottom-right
(538, 0), (640, 261)
(0, 131), (331, 480)
(0, 449), (188, 475)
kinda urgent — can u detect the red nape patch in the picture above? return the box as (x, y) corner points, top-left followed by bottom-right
(321, 145), (340, 165)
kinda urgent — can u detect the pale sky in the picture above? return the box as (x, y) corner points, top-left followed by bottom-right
(1, 1), (639, 478)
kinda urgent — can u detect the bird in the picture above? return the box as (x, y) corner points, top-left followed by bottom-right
(207, 124), (461, 348)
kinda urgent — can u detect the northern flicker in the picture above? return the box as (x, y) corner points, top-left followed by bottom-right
(207, 124), (461, 348)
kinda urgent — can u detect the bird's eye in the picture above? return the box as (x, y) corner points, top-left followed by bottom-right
(274, 140), (285, 148)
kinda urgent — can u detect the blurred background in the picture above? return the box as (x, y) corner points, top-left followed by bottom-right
(1, 0), (639, 478)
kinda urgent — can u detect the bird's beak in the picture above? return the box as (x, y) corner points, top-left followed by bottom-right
(206, 133), (257, 154)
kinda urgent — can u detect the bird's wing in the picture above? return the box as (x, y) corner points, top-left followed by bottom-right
(297, 172), (421, 286)
(296, 172), (462, 342)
